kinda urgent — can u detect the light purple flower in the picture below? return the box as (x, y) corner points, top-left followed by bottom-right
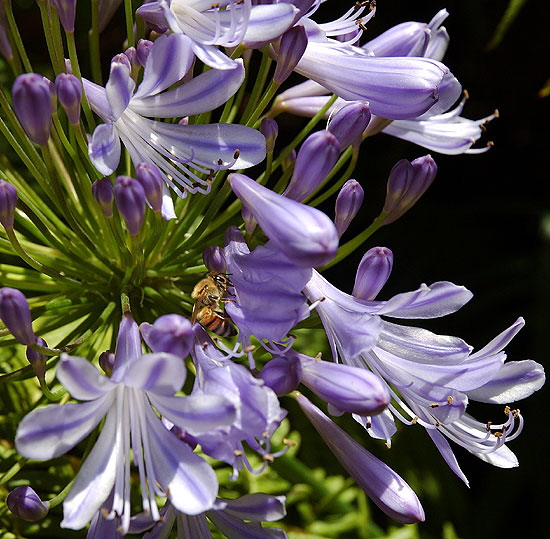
(296, 393), (425, 524)
(334, 179), (364, 237)
(229, 173), (338, 267)
(0, 287), (36, 345)
(15, 314), (236, 532)
(224, 228), (312, 344)
(84, 33), (266, 218)
(7, 486), (49, 522)
(0, 179), (17, 231)
(137, 0), (298, 69)
(304, 254), (546, 484)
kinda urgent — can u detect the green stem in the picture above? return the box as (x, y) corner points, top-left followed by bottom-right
(88, 0), (102, 84)
(3, 0), (32, 73)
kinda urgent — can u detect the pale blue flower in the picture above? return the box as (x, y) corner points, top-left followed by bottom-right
(84, 33), (266, 218)
(15, 314), (236, 532)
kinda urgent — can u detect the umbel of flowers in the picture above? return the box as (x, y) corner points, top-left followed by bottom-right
(0, 1), (544, 537)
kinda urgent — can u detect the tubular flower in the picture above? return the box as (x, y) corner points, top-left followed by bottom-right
(84, 33), (266, 218)
(137, 0), (299, 69)
(15, 314), (236, 532)
(304, 252), (545, 484)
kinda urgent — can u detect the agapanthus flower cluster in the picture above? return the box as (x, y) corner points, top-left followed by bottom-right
(0, 1), (544, 537)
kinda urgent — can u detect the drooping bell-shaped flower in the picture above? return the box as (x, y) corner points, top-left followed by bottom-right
(135, 162), (164, 213)
(296, 393), (425, 524)
(15, 314), (236, 532)
(260, 117), (278, 153)
(229, 173), (338, 267)
(0, 287), (36, 345)
(0, 179), (17, 231)
(334, 179), (364, 237)
(283, 130), (340, 202)
(114, 176), (146, 236)
(7, 486), (50, 522)
(382, 155), (437, 224)
(12, 74), (53, 146)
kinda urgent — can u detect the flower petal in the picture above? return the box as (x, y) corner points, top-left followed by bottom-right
(88, 123), (121, 175)
(16, 393), (114, 459)
(56, 355), (117, 400)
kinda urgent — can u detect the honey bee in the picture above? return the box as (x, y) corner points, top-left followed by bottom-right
(191, 272), (237, 337)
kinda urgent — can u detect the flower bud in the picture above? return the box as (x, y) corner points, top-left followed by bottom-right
(55, 73), (82, 125)
(92, 177), (115, 218)
(26, 336), (48, 381)
(12, 74), (53, 146)
(0, 287), (35, 345)
(229, 173), (338, 267)
(283, 131), (340, 202)
(0, 26), (12, 61)
(141, 314), (194, 358)
(274, 25), (308, 84)
(300, 358), (390, 415)
(48, 0), (77, 33)
(382, 155), (437, 224)
(0, 179), (17, 230)
(353, 247), (393, 300)
(327, 101), (371, 150)
(202, 246), (226, 273)
(261, 354), (303, 395)
(260, 117), (278, 153)
(114, 176), (146, 236)
(99, 350), (115, 376)
(135, 162), (163, 213)
(136, 39), (154, 67)
(7, 486), (49, 522)
(281, 148), (296, 172)
(296, 394), (425, 524)
(334, 179), (364, 237)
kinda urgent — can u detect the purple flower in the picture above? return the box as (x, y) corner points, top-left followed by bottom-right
(140, 313), (194, 358)
(229, 173), (338, 267)
(327, 101), (371, 150)
(114, 176), (146, 236)
(15, 314), (236, 532)
(91, 177), (115, 218)
(304, 254), (546, 484)
(137, 0), (298, 69)
(223, 227), (312, 344)
(296, 393), (425, 524)
(274, 25), (308, 84)
(12, 74), (53, 146)
(48, 0), (77, 32)
(84, 33), (266, 218)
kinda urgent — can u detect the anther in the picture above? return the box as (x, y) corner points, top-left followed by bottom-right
(243, 344), (256, 353)
(263, 454), (275, 462)
(283, 438), (297, 447)
(315, 352), (322, 361)
(411, 416), (418, 424)
(447, 396), (453, 405)
(233, 149), (240, 159)
(429, 402), (439, 408)
(234, 449), (244, 456)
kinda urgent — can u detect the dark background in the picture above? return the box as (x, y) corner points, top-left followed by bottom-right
(317, 1), (550, 537)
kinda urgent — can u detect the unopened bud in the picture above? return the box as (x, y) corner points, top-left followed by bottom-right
(92, 177), (115, 218)
(274, 25), (308, 84)
(141, 314), (194, 358)
(12, 74), (53, 146)
(261, 354), (303, 395)
(55, 73), (82, 125)
(136, 162), (163, 213)
(0, 287), (35, 345)
(382, 155), (437, 224)
(0, 179), (17, 230)
(99, 350), (115, 376)
(284, 131), (340, 202)
(334, 179), (364, 237)
(115, 176), (146, 236)
(26, 336), (48, 380)
(327, 101), (371, 150)
(48, 0), (77, 33)
(136, 39), (154, 67)
(7, 486), (49, 522)
(260, 118), (278, 153)
(353, 247), (393, 300)
(202, 246), (226, 273)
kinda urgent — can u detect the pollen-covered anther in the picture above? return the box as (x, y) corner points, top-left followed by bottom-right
(315, 352), (322, 361)
(283, 438), (297, 447)
(411, 416), (418, 424)
(263, 454), (275, 463)
(447, 396), (453, 405)
(234, 449), (244, 456)
(233, 149), (240, 159)
(494, 431), (503, 438)
(512, 408), (520, 418)
(243, 344), (256, 353)
(504, 405), (511, 415)
(429, 402), (439, 408)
